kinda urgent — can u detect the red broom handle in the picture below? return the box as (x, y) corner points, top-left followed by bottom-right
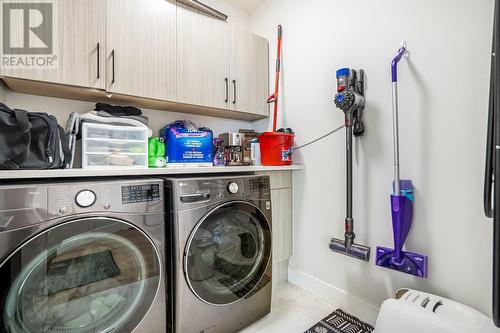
(272, 25), (282, 132)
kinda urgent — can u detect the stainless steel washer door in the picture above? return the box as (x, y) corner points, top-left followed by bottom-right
(0, 217), (161, 333)
(184, 201), (271, 306)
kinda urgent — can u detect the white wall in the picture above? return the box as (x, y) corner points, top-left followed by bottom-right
(203, 0), (250, 29)
(250, 0), (496, 319)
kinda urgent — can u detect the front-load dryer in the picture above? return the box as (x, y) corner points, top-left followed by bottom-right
(0, 179), (166, 333)
(165, 175), (273, 333)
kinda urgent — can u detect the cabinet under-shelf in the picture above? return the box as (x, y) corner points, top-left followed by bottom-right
(0, 76), (268, 121)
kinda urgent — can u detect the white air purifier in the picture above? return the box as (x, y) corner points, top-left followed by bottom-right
(374, 289), (499, 333)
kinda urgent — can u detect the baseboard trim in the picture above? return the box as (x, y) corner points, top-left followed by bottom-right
(288, 267), (380, 325)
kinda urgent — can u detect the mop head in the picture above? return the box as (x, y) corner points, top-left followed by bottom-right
(376, 191), (428, 278)
(375, 247), (428, 278)
(329, 238), (370, 261)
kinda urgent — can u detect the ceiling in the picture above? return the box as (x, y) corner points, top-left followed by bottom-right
(222, 0), (265, 13)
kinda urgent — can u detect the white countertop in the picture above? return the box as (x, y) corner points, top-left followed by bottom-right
(0, 165), (304, 180)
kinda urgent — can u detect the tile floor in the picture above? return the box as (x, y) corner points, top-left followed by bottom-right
(240, 283), (334, 333)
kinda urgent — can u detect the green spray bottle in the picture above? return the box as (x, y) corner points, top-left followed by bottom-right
(148, 137), (167, 168)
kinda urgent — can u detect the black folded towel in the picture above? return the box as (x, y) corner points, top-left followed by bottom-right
(94, 103), (143, 117)
(46, 250), (120, 295)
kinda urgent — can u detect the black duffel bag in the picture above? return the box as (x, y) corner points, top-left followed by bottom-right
(0, 103), (70, 170)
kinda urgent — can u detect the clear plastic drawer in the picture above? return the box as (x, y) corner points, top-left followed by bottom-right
(82, 123), (148, 142)
(83, 153), (148, 168)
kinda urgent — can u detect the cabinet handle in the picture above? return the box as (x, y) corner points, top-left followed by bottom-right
(111, 50), (115, 84)
(225, 78), (229, 103)
(96, 43), (100, 79)
(232, 79), (236, 104)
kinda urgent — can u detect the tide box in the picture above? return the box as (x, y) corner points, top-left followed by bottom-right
(160, 124), (213, 167)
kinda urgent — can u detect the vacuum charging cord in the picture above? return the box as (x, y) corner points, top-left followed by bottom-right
(293, 124), (345, 151)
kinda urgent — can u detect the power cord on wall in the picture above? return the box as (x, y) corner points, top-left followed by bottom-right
(293, 124), (345, 151)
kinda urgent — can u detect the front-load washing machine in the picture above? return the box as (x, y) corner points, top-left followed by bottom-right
(0, 178), (166, 333)
(165, 175), (272, 333)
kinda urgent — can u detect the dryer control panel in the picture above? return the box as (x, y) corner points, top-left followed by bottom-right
(249, 178), (270, 192)
(172, 175), (271, 208)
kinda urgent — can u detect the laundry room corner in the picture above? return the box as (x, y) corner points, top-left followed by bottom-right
(248, 0), (496, 323)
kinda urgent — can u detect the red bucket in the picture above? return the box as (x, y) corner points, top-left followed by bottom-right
(259, 132), (295, 166)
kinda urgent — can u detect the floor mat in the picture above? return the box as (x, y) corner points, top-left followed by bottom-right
(305, 309), (374, 333)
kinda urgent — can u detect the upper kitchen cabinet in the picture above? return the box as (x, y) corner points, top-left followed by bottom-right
(176, 3), (230, 110)
(0, 0), (269, 120)
(106, 0), (176, 101)
(229, 25), (269, 116)
(0, 0), (106, 89)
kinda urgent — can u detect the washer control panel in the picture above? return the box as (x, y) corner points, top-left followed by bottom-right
(48, 180), (164, 218)
(122, 184), (160, 204)
(75, 190), (96, 207)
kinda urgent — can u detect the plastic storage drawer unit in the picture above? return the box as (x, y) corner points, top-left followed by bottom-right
(81, 123), (149, 169)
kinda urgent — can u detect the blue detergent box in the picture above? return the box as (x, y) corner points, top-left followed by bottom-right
(160, 122), (213, 167)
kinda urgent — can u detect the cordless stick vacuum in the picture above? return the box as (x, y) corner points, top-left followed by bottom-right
(329, 68), (370, 261)
(375, 44), (428, 278)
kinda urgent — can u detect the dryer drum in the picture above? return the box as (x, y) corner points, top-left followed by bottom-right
(184, 202), (271, 305)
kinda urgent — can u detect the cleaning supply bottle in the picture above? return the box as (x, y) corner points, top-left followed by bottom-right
(213, 138), (226, 166)
(148, 137), (167, 168)
(250, 138), (262, 166)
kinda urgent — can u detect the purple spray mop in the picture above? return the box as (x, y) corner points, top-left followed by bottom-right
(375, 43), (428, 278)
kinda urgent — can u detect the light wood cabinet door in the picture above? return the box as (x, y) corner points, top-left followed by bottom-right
(271, 188), (293, 262)
(229, 25), (269, 116)
(176, 3), (230, 110)
(0, 0), (106, 89)
(258, 171), (293, 263)
(106, 0), (176, 101)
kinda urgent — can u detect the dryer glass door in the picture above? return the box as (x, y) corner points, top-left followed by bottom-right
(184, 201), (271, 305)
(0, 217), (161, 333)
